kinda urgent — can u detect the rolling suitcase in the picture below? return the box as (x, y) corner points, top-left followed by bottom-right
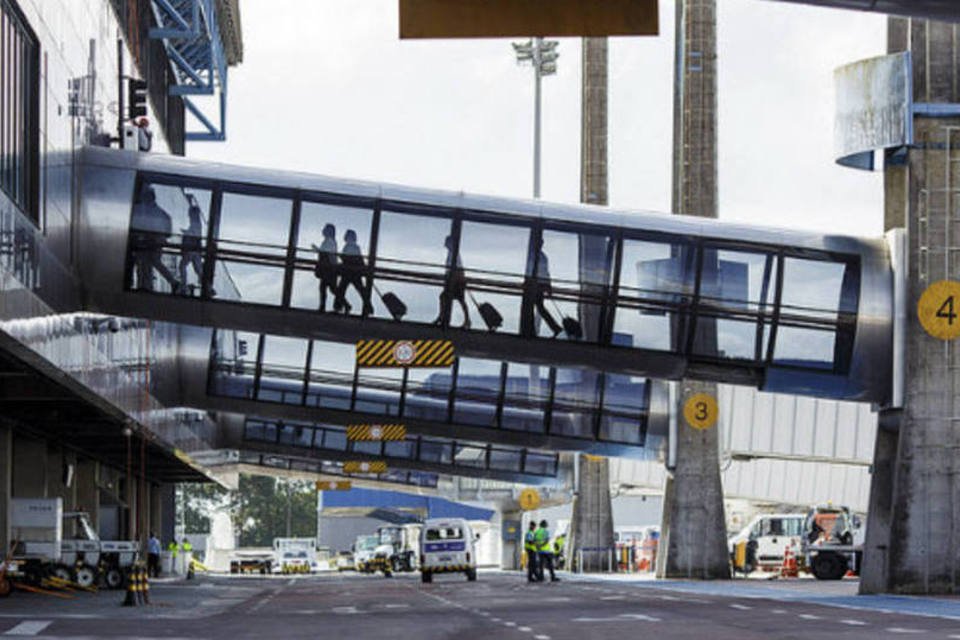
(550, 298), (583, 340)
(374, 285), (407, 321)
(469, 293), (503, 332)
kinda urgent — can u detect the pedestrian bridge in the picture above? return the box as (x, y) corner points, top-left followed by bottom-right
(79, 147), (893, 404)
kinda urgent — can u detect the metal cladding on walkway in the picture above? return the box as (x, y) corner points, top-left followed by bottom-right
(79, 147), (893, 404)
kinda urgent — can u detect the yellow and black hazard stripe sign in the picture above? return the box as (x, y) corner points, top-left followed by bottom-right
(347, 424), (406, 441)
(342, 460), (388, 474)
(316, 480), (352, 491)
(356, 339), (455, 368)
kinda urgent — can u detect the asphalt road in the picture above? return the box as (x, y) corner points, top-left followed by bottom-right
(0, 572), (959, 639)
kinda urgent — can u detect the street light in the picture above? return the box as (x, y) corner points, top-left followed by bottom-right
(512, 38), (559, 198)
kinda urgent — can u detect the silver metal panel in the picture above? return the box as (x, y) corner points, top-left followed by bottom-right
(887, 229), (907, 410)
(834, 52), (912, 171)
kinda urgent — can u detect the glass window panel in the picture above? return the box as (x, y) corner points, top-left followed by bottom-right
(306, 341), (355, 410)
(452, 358), (501, 427)
(129, 182), (204, 294)
(383, 440), (416, 459)
(614, 238), (695, 352)
(355, 367), (404, 416)
(419, 439), (453, 464)
(291, 200), (374, 312)
(209, 330), (260, 399)
(351, 440), (382, 456)
(773, 326), (836, 371)
(524, 451), (557, 476)
(550, 368), (600, 438)
(321, 429), (348, 451)
(372, 211), (451, 324)
(212, 192), (292, 306)
(459, 220), (529, 335)
(278, 423), (313, 447)
(781, 258), (846, 323)
(403, 366), (452, 422)
(599, 373), (647, 444)
(454, 444), (487, 468)
(244, 420), (274, 442)
(488, 448), (521, 472)
(257, 335), (308, 404)
(538, 230), (615, 343)
(500, 363), (548, 433)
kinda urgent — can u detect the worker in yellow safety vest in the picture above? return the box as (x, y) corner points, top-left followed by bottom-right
(524, 521), (540, 583)
(182, 539), (194, 579)
(534, 520), (558, 582)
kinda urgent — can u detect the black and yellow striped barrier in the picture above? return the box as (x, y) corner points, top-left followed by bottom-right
(356, 339), (454, 368)
(347, 424), (406, 441)
(343, 460), (388, 474)
(316, 480), (352, 491)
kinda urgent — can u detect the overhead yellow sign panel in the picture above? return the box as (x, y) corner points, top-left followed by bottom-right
(347, 424), (407, 441)
(356, 339), (454, 368)
(399, 0), (659, 39)
(343, 461), (388, 474)
(316, 480), (352, 491)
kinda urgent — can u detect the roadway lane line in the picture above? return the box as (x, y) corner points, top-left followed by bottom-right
(518, 627), (532, 632)
(885, 628), (926, 634)
(798, 614), (822, 620)
(729, 604), (752, 610)
(4, 621), (52, 636)
(840, 620), (867, 626)
(534, 636), (551, 640)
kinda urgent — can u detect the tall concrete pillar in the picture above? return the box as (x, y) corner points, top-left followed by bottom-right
(12, 436), (46, 498)
(861, 17), (960, 594)
(567, 36), (616, 572)
(570, 455), (615, 571)
(0, 426), (12, 553)
(159, 483), (176, 544)
(657, 0), (729, 580)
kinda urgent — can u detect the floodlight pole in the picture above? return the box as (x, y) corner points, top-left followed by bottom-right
(533, 37), (543, 199)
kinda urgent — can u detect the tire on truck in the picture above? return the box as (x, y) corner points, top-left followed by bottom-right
(811, 552), (847, 580)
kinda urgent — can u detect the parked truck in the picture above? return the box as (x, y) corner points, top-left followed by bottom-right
(372, 524), (422, 576)
(272, 538), (318, 574)
(728, 513), (805, 575)
(7, 498), (138, 590)
(801, 504), (863, 580)
(354, 534), (379, 573)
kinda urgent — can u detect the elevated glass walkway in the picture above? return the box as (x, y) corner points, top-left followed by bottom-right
(238, 416), (560, 485)
(79, 147), (893, 403)
(178, 330), (667, 458)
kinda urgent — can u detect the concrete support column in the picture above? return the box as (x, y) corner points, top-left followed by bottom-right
(149, 484), (163, 538)
(75, 459), (99, 532)
(0, 426), (12, 553)
(159, 483), (176, 545)
(12, 436), (46, 498)
(569, 455), (614, 571)
(658, 0), (729, 580)
(862, 17), (960, 594)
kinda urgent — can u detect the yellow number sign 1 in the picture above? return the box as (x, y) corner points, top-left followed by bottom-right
(918, 280), (960, 340)
(683, 393), (718, 430)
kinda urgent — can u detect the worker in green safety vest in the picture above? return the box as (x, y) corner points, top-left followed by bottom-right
(182, 539), (194, 579)
(553, 532), (567, 570)
(534, 520), (558, 582)
(524, 521), (540, 583)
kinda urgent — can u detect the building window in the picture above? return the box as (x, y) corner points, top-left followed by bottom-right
(0, 0), (39, 223)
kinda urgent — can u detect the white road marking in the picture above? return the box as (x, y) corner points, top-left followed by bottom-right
(840, 619), (867, 626)
(885, 628), (926, 634)
(534, 636), (551, 640)
(5, 621), (52, 636)
(729, 604), (752, 611)
(378, 604), (411, 610)
(518, 627), (532, 632)
(798, 614), (822, 620)
(573, 614), (661, 623)
(286, 578), (295, 586)
(332, 606), (360, 614)
(771, 609), (787, 614)
(504, 622), (517, 627)
(600, 595), (627, 600)
(492, 618), (502, 623)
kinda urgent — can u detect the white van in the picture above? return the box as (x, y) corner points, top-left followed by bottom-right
(728, 513), (804, 574)
(419, 518), (478, 583)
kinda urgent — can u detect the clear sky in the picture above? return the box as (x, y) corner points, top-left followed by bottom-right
(187, 0), (886, 236)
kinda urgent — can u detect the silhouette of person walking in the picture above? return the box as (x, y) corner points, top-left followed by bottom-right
(433, 235), (470, 329)
(178, 199), (204, 295)
(311, 223), (339, 312)
(335, 229), (373, 316)
(131, 185), (178, 292)
(521, 236), (562, 338)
